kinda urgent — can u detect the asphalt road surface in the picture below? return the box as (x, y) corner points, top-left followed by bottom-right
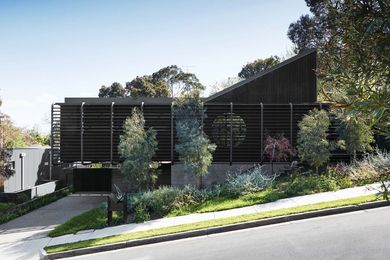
(68, 207), (390, 260)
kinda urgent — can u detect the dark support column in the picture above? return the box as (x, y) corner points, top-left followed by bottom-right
(230, 102), (233, 166)
(171, 102), (174, 165)
(80, 102), (85, 164)
(260, 102), (263, 163)
(290, 102), (293, 145)
(50, 103), (54, 180)
(141, 101), (144, 112)
(110, 102), (115, 164)
(319, 103), (323, 110)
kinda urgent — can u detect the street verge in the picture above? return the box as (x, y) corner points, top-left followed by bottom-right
(43, 194), (389, 259)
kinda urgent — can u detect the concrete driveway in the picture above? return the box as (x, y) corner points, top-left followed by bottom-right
(0, 194), (106, 260)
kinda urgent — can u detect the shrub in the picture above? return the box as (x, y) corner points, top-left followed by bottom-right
(285, 174), (338, 196)
(128, 186), (210, 217)
(174, 90), (216, 187)
(221, 165), (277, 197)
(297, 109), (330, 173)
(118, 107), (159, 191)
(15, 193), (29, 204)
(133, 203), (150, 223)
(264, 134), (296, 162)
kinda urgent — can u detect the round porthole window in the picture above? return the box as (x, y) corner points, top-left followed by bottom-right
(211, 113), (246, 148)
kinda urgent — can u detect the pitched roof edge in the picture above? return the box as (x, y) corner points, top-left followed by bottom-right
(205, 48), (317, 103)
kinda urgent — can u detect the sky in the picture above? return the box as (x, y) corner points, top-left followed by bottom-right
(0, 0), (309, 133)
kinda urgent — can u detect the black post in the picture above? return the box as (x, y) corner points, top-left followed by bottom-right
(230, 102), (233, 166)
(171, 102), (174, 165)
(110, 102), (115, 165)
(260, 102), (263, 163)
(80, 102), (85, 164)
(290, 102), (293, 145)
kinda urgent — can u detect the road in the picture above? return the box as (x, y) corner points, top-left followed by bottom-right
(69, 206), (390, 260)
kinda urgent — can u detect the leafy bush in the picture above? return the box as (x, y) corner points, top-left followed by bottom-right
(133, 203), (150, 223)
(128, 186), (210, 217)
(118, 107), (159, 191)
(220, 165), (277, 197)
(297, 109), (330, 173)
(264, 134), (296, 162)
(285, 174), (339, 196)
(15, 193), (29, 204)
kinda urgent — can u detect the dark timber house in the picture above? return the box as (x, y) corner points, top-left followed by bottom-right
(51, 49), (335, 192)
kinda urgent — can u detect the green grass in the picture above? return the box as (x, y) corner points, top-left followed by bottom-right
(167, 188), (286, 217)
(48, 206), (123, 237)
(0, 202), (16, 212)
(45, 194), (381, 254)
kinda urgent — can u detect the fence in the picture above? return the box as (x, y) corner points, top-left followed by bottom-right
(52, 102), (345, 165)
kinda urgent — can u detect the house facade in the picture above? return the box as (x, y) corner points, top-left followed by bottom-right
(52, 49), (339, 192)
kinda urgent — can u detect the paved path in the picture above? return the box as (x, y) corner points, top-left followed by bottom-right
(0, 194), (106, 260)
(70, 206), (390, 260)
(46, 183), (382, 248)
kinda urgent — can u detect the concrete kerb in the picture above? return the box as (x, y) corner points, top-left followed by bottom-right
(41, 200), (390, 260)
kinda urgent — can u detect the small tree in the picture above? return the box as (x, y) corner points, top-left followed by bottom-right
(118, 108), (158, 191)
(264, 134), (296, 173)
(174, 90), (216, 188)
(338, 115), (374, 159)
(297, 109), (330, 174)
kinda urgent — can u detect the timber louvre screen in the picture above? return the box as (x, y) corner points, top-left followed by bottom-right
(52, 102), (329, 165)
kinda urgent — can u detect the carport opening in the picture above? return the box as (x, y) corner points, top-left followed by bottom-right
(73, 168), (112, 192)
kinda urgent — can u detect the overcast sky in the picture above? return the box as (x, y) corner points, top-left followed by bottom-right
(0, 0), (309, 133)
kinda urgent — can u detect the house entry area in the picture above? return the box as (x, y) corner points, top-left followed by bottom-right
(73, 168), (112, 192)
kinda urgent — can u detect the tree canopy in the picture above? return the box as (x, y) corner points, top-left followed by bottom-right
(98, 82), (126, 98)
(238, 56), (280, 79)
(289, 0), (390, 139)
(98, 65), (205, 98)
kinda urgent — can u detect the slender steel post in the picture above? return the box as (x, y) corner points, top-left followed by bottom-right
(230, 102), (233, 166)
(260, 102), (263, 163)
(80, 102), (85, 164)
(319, 103), (323, 110)
(289, 102), (293, 145)
(171, 102), (174, 165)
(141, 101), (144, 112)
(50, 103), (54, 180)
(110, 102), (115, 164)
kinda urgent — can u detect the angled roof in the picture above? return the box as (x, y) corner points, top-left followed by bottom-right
(205, 48), (317, 103)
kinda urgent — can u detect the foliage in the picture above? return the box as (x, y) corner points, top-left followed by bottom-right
(338, 114), (374, 158)
(238, 56), (280, 79)
(0, 202), (15, 212)
(126, 75), (169, 98)
(174, 90), (216, 180)
(297, 109), (330, 173)
(133, 203), (150, 223)
(118, 108), (158, 191)
(15, 193), (29, 204)
(209, 77), (242, 95)
(264, 134), (296, 162)
(211, 113), (246, 148)
(219, 165), (276, 197)
(128, 185), (209, 218)
(48, 206), (122, 237)
(98, 82), (126, 98)
(284, 174), (339, 197)
(288, 0), (390, 140)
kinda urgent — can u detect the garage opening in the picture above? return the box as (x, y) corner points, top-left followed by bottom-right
(73, 168), (112, 192)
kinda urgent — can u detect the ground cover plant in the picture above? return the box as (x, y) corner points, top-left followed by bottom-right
(49, 205), (122, 237)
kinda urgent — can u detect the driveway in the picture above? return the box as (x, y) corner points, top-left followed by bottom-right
(0, 194), (106, 259)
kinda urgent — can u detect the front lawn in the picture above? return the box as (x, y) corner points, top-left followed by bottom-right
(45, 193), (381, 254)
(49, 206), (123, 237)
(167, 188), (285, 216)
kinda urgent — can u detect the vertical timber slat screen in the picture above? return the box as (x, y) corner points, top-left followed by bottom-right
(53, 102), (333, 165)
